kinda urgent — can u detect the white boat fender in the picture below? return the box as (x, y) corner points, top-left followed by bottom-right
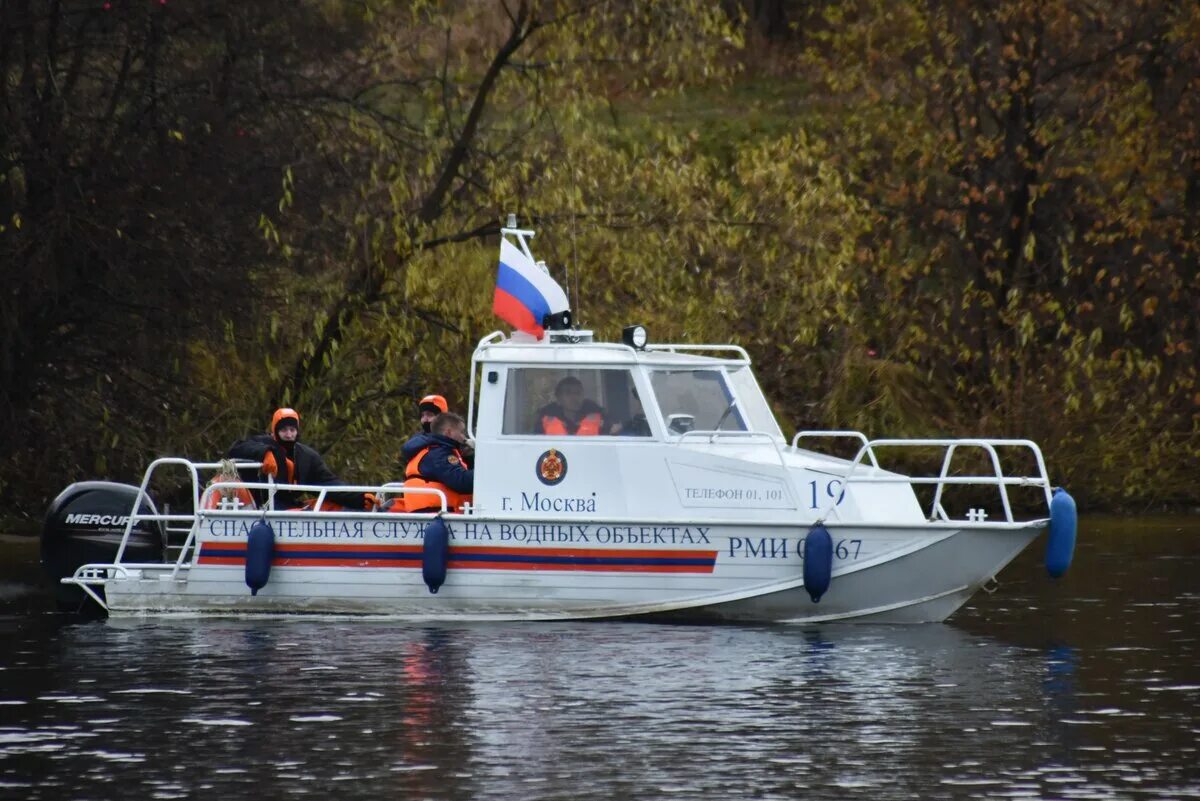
(422, 517), (450, 594)
(803, 525), (834, 602)
(1045, 488), (1077, 578)
(245, 520), (275, 596)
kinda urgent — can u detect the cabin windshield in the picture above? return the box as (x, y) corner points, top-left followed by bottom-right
(649, 369), (747, 435)
(501, 367), (649, 436)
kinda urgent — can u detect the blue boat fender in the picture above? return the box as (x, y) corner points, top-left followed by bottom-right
(245, 520), (276, 596)
(422, 517), (451, 594)
(1046, 488), (1077, 579)
(803, 525), (834, 603)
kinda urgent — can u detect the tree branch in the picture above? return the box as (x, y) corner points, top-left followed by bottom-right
(417, 0), (536, 223)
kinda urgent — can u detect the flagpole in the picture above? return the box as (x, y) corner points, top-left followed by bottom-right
(501, 213), (537, 264)
(496, 213), (572, 336)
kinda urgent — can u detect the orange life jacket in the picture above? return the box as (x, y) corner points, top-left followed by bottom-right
(292, 497), (350, 512)
(541, 412), (603, 436)
(403, 447), (472, 513)
(204, 477), (257, 511)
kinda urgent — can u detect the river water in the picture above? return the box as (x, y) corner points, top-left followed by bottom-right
(1, 517), (1197, 800)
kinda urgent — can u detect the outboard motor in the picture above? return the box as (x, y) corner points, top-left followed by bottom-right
(41, 481), (166, 608)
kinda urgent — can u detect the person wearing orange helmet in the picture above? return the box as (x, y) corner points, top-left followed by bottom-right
(227, 407), (369, 510)
(408, 393), (475, 468)
(417, 394), (448, 434)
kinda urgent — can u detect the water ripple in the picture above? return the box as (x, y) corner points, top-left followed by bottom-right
(0, 520), (1197, 800)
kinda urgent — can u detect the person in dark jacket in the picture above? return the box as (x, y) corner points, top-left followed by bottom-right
(398, 413), (474, 513)
(227, 407), (369, 510)
(537, 376), (608, 436)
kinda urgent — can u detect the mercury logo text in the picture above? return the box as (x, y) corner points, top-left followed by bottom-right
(65, 514), (130, 526)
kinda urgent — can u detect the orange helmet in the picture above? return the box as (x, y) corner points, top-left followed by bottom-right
(269, 407), (300, 438)
(418, 394), (448, 415)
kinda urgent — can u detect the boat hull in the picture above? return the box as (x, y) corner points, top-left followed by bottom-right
(652, 525), (1038, 623)
(99, 514), (1044, 623)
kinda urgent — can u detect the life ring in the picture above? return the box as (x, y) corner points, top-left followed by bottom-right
(204, 477), (256, 510)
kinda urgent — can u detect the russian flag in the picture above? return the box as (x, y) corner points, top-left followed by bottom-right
(493, 237), (570, 338)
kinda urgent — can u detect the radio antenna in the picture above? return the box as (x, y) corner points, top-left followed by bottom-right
(569, 165), (581, 327)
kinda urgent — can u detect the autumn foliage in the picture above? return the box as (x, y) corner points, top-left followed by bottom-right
(1, 1), (1196, 518)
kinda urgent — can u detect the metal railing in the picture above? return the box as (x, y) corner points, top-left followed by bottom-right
(792, 430), (881, 469)
(96, 458), (452, 577)
(63, 469), (451, 610)
(645, 343), (751, 364)
(112, 458), (259, 563)
(164, 480), (447, 577)
(666, 429), (1052, 525)
(795, 434), (1054, 525)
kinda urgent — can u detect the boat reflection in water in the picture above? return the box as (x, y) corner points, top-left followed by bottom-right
(8, 518), (1198, 800)
(461, 622), (1095, 797)
(5, 580), (1199, 801)
(89, 619), (1081, 797)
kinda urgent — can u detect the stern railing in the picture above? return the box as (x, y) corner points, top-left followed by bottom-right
(62, 459), (451, 608)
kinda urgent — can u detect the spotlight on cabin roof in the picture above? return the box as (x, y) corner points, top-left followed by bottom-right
(622, 324), (648, 350)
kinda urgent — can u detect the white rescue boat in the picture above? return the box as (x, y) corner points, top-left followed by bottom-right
(46, 226), (1077, 622)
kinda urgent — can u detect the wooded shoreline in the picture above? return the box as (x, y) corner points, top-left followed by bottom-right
(2, 2), (1196, 519)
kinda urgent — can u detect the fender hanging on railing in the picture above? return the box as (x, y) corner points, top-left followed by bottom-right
(803, 525), (834, 602)
(422, 517), (451, 594)
(1046, 488), (1077, 578)
(245, 520), (275, 596)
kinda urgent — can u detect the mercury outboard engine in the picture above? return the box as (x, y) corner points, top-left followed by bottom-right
(42, 481), (166, 609)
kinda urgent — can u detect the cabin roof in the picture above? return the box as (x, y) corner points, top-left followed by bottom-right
(473, 339), (750, 369)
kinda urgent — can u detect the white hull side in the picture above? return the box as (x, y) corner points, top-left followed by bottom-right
(651, 525), (1040, 624)
(100, 515), (1045, 623)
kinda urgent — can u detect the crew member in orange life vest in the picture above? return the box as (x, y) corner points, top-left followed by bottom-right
(400, 412), (474, 513)
(413, 392), (475, 467)
(227, 408), (371, 510)
(538, 376), (608, 436)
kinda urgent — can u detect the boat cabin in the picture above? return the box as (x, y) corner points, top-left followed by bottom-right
(466, 327), (908, 524)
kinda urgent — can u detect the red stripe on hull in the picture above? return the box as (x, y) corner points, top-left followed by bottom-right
(197, 543), (717, 573)
(446, 560), (714, 574)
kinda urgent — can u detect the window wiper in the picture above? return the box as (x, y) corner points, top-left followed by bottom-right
(712, 399), (738, 431)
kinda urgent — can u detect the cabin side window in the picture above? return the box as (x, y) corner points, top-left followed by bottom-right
(650, 369), (747, 435)
(501, 368), (651, 437)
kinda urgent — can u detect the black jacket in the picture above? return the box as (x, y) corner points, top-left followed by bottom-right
(399, 433), (474, 494)
(227, 434), (361, 509)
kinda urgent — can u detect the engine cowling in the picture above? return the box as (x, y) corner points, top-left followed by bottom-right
(41, 481), (166, 608)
